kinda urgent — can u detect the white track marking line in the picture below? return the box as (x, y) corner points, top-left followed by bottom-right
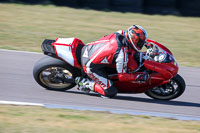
(0, 100), (44, 106)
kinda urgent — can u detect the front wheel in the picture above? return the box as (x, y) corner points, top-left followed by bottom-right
(33, 56), (80, 91)
(145, 74), (185, 100)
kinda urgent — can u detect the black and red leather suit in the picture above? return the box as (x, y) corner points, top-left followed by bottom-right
(81, 31), (141, 97)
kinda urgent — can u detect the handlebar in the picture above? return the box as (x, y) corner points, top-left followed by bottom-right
(129, 41), (176, 73)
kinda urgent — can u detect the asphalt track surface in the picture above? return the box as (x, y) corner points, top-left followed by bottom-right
(0, 49), (200, 119)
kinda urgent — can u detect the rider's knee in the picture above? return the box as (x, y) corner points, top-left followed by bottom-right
(104, 85), (117, 98)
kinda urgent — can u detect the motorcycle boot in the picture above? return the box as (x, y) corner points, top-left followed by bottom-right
(75, 77), (94, 94)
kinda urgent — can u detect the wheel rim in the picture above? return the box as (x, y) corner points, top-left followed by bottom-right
(148, 79), (180, 99)
(39, 67), (73, 89)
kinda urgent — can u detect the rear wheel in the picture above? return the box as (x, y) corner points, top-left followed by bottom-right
(145, 74), (185, 100)
(33, 56), (80, 91)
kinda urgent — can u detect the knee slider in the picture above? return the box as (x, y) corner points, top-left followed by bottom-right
(104, 85), (117, 98)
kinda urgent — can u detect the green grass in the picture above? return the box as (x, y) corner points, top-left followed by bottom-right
(0, 105), (200, 133)
(0, 3), (200, 66)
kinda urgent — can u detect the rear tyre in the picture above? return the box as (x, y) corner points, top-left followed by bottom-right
(33, 56), (80, 91)
(145, 74), (185, 100)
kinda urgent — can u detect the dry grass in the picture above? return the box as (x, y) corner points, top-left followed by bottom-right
(0, 105), (200, 133)
(0, 3), (200, 66)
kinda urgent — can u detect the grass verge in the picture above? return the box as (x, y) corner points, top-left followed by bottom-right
(0, 105), (200, 133)
(0, 3), (200, 66)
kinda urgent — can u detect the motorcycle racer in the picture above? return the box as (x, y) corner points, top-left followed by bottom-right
(75, 25), (149, 98)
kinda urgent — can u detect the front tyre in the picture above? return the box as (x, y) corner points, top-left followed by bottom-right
(33, 56), (80, 91)
(145, 74), (185, 100)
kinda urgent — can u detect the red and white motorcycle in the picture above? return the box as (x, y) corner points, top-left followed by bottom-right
(33, 37), (185, 100)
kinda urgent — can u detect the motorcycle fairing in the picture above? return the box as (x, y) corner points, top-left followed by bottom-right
(110, 39), (179, 93)
(55, 45), (74, 66)
(52, 38), (85, 68)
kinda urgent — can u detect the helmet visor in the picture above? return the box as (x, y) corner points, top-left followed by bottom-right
(137, 39), (146, 50)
